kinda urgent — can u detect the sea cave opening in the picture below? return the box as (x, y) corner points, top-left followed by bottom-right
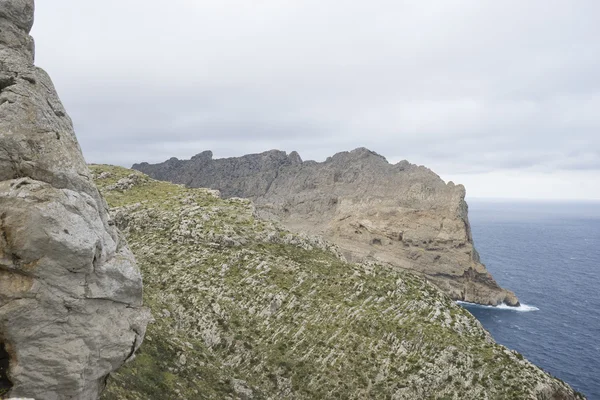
(0, 341), (12, 396)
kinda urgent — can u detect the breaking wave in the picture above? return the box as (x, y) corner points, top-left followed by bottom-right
(457, 301), (539, 312)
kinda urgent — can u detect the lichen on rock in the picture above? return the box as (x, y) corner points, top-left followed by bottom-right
(0, 2), (150, 399)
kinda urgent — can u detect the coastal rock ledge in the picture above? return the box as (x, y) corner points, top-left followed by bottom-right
(0, 1), (150, 399)
(134, 148), (519, 307)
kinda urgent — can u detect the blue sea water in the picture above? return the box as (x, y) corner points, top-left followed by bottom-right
(460, 200), (600, 399)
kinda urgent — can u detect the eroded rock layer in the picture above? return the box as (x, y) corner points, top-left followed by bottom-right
(0, 1), (149, 399)
(134, 148), (518, 306)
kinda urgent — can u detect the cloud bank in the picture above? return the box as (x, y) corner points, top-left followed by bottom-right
(31, 0), (600, 199)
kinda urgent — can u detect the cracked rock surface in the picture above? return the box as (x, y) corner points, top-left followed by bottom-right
(0, 1), (150, 399)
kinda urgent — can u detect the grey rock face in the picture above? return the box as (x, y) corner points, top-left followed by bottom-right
(0, 2), (150, 399)
(135, 148), (518, 306)
(137, 150), (302, 199)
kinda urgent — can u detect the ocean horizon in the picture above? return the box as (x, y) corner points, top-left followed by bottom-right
(462, 199), (600, 399)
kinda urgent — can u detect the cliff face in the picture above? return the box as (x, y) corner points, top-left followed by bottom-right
(0, 1), (149, 399)
(134, 148), (518, 306)
(94, 165), (581, 400)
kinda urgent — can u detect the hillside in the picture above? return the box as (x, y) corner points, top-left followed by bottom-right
(133, 148), (518, 307)
(92, 165), (582, 400)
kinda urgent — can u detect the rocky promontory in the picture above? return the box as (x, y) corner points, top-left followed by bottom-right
(134, 148), (518, 306)
(0, 1), (149, 398)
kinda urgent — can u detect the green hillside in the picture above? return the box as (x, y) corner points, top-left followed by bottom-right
(92, 165), (581, 400)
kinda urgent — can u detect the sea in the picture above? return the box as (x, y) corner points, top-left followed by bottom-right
(459, 200), (600, 399)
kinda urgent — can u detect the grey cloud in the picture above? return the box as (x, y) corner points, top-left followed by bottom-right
(30, 0), (600, 191)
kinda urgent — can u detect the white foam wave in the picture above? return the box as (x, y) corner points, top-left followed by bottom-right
(457, 301), (539, 312)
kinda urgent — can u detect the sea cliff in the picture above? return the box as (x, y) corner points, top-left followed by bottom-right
(134, 148), (518, 306)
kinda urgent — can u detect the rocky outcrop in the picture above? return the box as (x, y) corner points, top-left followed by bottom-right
(0, 1), (149, 399)
(134, 148), (518, 306)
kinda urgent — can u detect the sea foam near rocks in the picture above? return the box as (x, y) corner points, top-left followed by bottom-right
(457, 301), (539, 312)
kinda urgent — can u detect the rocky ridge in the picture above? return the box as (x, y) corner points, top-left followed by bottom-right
(0, 1), (149, 399)
(134, 149), (518, 306)
(93, 165), (582, 400)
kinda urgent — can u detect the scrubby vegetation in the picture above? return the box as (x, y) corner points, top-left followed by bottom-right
(92, 165), (582, 400)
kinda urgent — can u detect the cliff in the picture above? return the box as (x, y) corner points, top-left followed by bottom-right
(93, 165), (582, 399)
(134, 148), (518, 306)
(0, 1), (149, 399)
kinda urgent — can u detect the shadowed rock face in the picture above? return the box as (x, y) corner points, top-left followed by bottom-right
(134, 148), (518, 306)
(0, 1), (150, 399)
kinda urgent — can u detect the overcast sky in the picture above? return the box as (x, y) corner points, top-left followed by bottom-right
(31, 1), (600, 200)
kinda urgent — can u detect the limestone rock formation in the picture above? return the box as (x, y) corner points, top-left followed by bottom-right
(134, 148), (518, 306)
(0, 1), (150, 399)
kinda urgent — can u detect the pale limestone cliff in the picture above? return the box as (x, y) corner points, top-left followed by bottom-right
(0, 1), (149, 399)
(134, 148), (518, 306)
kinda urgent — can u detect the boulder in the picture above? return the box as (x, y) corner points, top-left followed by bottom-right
(0, 1), (150, 399)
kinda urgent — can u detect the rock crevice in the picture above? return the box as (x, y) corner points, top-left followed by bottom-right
(0, 341), (11, 396)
